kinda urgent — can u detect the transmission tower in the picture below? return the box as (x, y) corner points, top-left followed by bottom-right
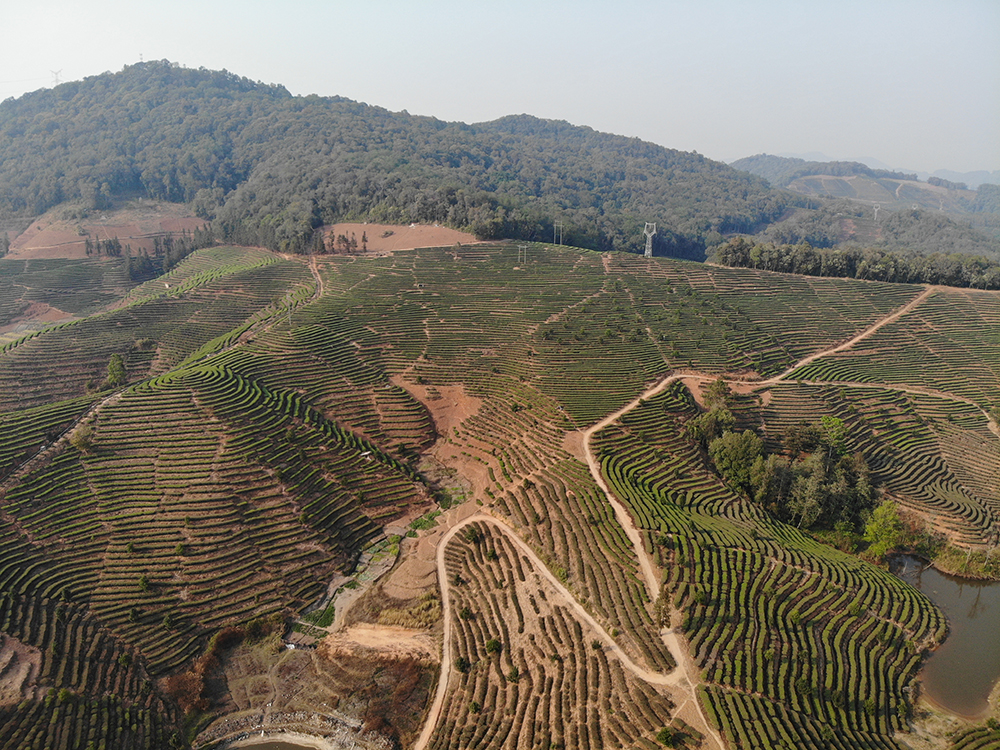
(553, 222), (563, 245)
(517, 244), (528, 264)
(643, 222), (656, 258)
(50, 69), (62, 86)
(873, 203), (881, 223)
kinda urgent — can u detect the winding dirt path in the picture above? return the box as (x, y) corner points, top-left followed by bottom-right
(413, 512), (701, 750)
(415, 284), (958, 750)
(759, 285), (937, 385)
(576, 285), (947, 611)
(571, 284), (949, 749)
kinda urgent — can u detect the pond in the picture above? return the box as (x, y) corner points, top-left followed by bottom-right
(229, 743), (316, 750)
(891, 554), (1000, 717)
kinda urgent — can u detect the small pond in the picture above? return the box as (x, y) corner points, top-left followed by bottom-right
(891, 554), (1000, 717)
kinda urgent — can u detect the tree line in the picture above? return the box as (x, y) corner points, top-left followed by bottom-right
(83, 226), (215, 281)
(712, 236), (1000, 289)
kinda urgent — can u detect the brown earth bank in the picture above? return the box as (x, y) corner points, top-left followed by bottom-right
(321, 223), (478, 253)
(0, 633), (44, 706)
(0, 301), (76, 339)
(317, 625), (438, 665)
(7, 200), (206, 259)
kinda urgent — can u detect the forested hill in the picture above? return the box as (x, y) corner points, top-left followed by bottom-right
(730, 153), (918, 187)
(0, 60), (787, 259)
(732, 153), (1000, 252)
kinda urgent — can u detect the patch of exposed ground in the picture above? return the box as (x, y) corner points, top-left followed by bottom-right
(225, 730), (374, 750)
(0, 300), (76, 338)
(318, 625), (437, 665)
(322, 223), (478, 254)
(358, 502), (480, 605)
(198, 624), (432, 750)
(391, 376), (494, 501)
(561, 429), (586, 462)
(0, 634), (44, 706)
(8, 200), (206, 259)
(898, 697), (978, 750)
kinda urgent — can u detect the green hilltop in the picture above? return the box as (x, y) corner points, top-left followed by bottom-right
(3, 60), (996, 264)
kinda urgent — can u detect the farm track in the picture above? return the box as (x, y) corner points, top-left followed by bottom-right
(413, 281), (952, 750)
(413, 513), (714, 750)
(577, 284), (945, 610)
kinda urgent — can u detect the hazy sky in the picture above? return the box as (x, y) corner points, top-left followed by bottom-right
(1, 0), (997, 173)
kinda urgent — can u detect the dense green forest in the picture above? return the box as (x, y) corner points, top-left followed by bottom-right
(712, 235), (1000, 288)
(0, 61), (791, 260)
(5, 60), (997, 262)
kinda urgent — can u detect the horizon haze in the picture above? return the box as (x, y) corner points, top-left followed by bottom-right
(1, 0), (998, 175)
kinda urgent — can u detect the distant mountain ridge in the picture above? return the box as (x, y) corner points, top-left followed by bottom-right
(731, 154), (917, 188)
(769, 152), (1000, 188)
(732, 153), (1000, 249)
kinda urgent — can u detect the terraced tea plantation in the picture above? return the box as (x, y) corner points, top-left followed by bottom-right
(0, 242), (995, 749)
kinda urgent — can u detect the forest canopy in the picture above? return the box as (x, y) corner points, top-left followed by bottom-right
(3, 61), (996, 261)
(0, 61), (786, 259)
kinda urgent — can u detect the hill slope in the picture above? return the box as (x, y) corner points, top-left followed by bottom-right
(1, 243), (997, 749)
(733, 154), (1000, 250)
(0, 61), (789, 260)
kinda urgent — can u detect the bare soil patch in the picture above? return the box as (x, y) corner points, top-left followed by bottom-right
(8, 201), (206, 259)
(0, 301), (75, 338)
(392, 378), (482, 436)
(390, 376), (494, 502)
(561, 430), (586, 461)
(0, 633), (43, 706)
(322, 223), (477, 254)
(318, 626), (437, 665)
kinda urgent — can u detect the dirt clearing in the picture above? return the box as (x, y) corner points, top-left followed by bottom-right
(319, 625), (438, 664)
(322, 223), (477, 253)
(8, 201), (206, 259)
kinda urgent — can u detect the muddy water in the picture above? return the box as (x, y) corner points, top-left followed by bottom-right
(230, 743), (314, 750)
(892, 554), (1000, 717)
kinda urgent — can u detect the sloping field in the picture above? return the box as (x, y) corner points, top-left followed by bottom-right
(788, 286), (1000, 411)
(0, 255), (132, 337)
(7, 201), (206, 260)
(0, 242), (995, 749)
(594, 383), (946, 749)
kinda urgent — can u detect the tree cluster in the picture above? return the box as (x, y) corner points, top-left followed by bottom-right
(688, 385), (879, 535)
(81, 226), (214, 281)
(927, 176), (968, 191)
(713, 236), (1000, 288)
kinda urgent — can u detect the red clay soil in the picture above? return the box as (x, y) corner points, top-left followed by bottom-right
(323, 223), (478, 253)
(8, 202), (207, 259)
(0, 301), (74, 338)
